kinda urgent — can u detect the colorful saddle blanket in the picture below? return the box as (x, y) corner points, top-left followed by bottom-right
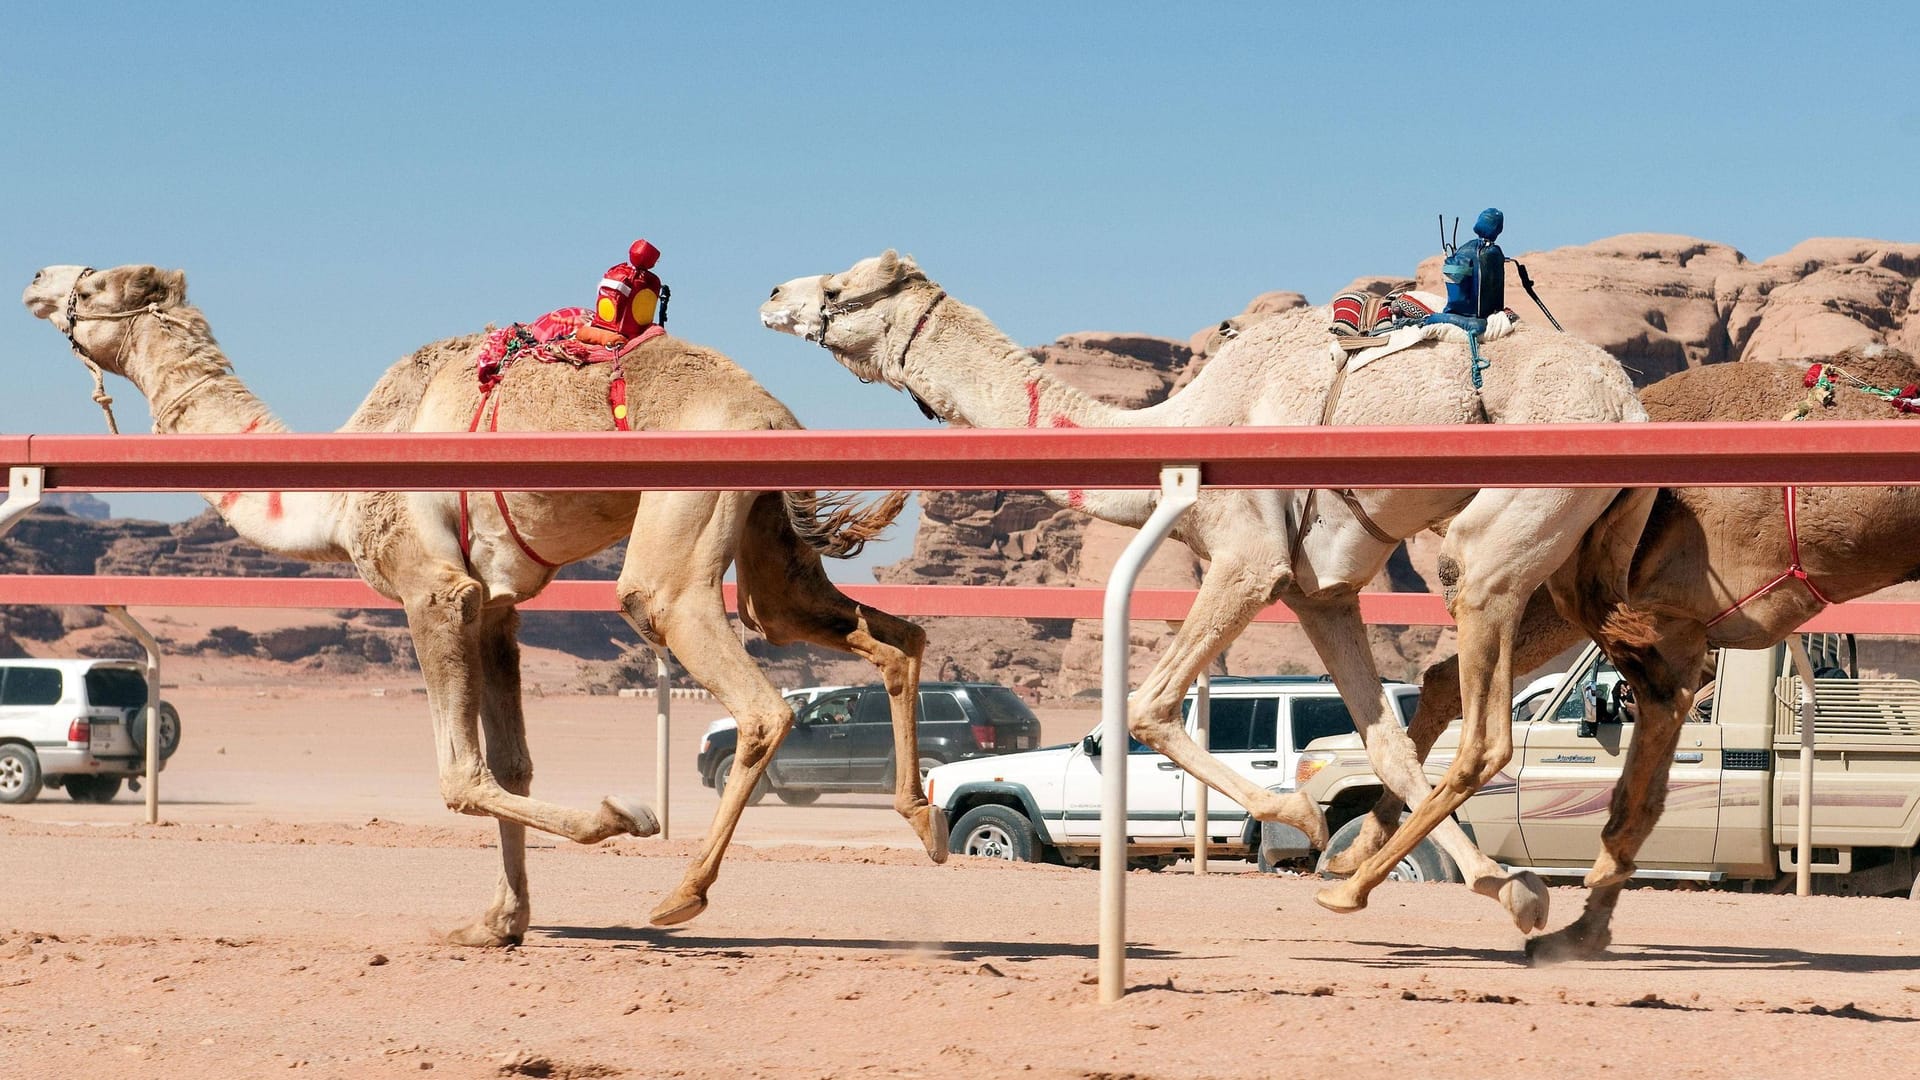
(474, 307), (664, 392)
(1327, 289), (1518, 372)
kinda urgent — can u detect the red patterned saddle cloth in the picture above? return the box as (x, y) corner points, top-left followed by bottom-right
(474, 307), (664, 392)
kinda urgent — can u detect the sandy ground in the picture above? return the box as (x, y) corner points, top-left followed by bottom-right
(3, 676), (1919, 1078)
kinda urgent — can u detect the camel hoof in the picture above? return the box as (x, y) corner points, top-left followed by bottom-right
(1256, 791), (1328, 850)
(1314, 881), (1368, 915)
(1584, 857), (1632, 890)
(917, 805), (949, 865)
(445, 923), (523, 948)
(1524, 925), (1611, 966)
(603, 796), (660, 839)
(1320, 846), (1363, 878)
(649, 891), (709, 927)
(1500, 871), (1551, 933)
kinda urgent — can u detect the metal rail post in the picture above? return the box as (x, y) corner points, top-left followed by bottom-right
(105, 607), (162, 825)
(1787, 638), (1818, 896)
(1099, 465), (1200, 1004)
(0, 467), (44, 541)
(1192, 671), (1210, 875)
(656, 651), (672, 841)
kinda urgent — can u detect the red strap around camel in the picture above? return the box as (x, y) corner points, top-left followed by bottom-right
(1705, 486), (1834, 628)
(457, 312), (661, 568)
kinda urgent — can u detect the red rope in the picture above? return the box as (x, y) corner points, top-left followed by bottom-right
(1705, 486), (1831, 628)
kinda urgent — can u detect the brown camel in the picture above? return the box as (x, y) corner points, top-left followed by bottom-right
(23, 263), (945, 941)
(1340, 344), (1920, 962)
(763, 251), (1654, 933)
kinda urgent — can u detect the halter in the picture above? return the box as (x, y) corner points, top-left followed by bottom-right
(810, 273), (947, 418)
(59, 267), (200, 434)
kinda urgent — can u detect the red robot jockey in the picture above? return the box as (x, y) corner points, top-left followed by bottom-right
(575, 239), (670, 349)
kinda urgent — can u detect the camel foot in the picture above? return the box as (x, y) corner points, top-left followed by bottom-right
(1253, 790), (1329, 850)
(445, 921), (524, 948)
(1314, 878), (1368, 915)
(1524, 921), (1612, 966)
(912, 804), (949, 864)
(1585, 854), (1632, 889)
(648, 888), (710, 927)
(593, 795), (660, 843)
(1498, 871), (1551, 933)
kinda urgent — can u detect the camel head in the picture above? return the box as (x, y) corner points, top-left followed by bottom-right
(761, 250), (938, 394)
(23, 263), (191, 377)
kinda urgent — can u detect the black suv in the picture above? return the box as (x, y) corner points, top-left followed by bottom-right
(696, 682), (1043, 805)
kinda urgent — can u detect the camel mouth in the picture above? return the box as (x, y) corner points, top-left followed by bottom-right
(22, 289), (59, 321)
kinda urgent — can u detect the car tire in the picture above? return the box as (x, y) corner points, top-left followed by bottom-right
(775, 787), (821, 806)
(0, 744), (43, 805)
(127, 702), (183, 761)
(66, 775), (123, 804)
(713, 753), (768, 806)
(1314, 813), (1462, 884)
(948, 804), (1041, 862)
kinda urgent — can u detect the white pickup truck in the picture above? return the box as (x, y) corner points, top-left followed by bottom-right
(924, 675), (1420, 867)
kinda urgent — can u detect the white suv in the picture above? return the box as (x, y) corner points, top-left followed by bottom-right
(925, 676), (1419, 867)
(0, 659), (181, 804)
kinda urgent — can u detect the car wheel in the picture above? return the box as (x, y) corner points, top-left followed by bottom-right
(713, 753), (768, 806)
(948, 804), (1040, 862)
(1314, 813), (1462, 884)
(0, 745), (42, 805)
(775, 787), (821, 806)
(66, 775), (123, 804)
(128, 702), (183, 761)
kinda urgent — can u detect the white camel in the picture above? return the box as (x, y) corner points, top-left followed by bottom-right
(763, 252), (1652, 932)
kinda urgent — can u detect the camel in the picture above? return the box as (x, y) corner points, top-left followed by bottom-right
(1342, 344), (1920, 962)
(23, 263), (946, 941)
(762, 251), (1651, 932)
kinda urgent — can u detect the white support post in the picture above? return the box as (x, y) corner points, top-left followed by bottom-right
(105, 606), (162, 825)
(1787, 638), (1818, 897)
(656, 651), (672, 842)
(0, 467), (44, 541)
(1099, 465), (1200, 1004)
(1192, 670), (1210, 876)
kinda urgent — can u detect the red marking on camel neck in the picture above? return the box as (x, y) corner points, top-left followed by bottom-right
(217, 492), (240, 512)
(266, 492), (284, 520)
(241, 417), (264, 435)
(1025, 379), (1042, 428)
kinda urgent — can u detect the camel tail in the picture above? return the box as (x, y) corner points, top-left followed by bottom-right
(780, 490), (910, 559)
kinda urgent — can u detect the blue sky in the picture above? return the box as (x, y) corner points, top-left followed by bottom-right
(4, 3), (1915, 577)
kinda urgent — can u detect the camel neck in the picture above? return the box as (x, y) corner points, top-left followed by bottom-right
(120, 312), (350, 562)
(905, 300), (1144, 432)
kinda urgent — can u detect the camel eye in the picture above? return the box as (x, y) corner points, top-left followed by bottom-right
(824, 284), (841, 300)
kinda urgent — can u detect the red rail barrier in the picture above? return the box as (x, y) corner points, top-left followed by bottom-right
(10, 421), (1920, 491)
(2, 576), (1916, 634)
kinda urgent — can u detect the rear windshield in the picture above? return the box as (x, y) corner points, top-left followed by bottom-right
(1289, 697), (1359, 752)
(84, 667), (148, 709)
(969, 686), (1037, 726)
(1393, 692), (1420, 725)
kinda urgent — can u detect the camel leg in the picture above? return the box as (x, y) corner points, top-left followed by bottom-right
(1529, 626), (1707, 964)
(1122, 556), (1327, 844)
(1293, 594), (1549, 933)
(734, 494), (941, 860)
(403, 565), (658, 857)
(617, 490), (802, 927)
(448, 606), (536, 948)
(1316, 488), (1618, 922)
(1327, 585), (1584, 876)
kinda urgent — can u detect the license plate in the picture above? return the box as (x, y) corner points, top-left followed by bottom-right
(89, 723), (118, 752)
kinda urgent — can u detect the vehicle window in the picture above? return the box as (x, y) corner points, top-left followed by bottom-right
(1556, 655), (1628, 722)
(84, 667), (147, 709)
(1181, 696), (1277, 752)
(783, 693), (810, 711)
(1513, 689), (1555, 724)
(852, 691), (892, 724)
(921, 692), (966, 724)
(969, 686), (1037, 724)
(801, 691), (859, 725)
(1393, 692), (1420, 726)
(1, 666), (63, 706)
(1289, 696), (1359, 752)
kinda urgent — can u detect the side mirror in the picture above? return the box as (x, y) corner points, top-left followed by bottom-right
(1577, 684), (1602, 739)
(1081, 733), (1101, 756)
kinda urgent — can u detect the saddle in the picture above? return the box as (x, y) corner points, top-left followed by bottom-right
(1327, 289), (1519, 373)
(474, 307), (664, 393)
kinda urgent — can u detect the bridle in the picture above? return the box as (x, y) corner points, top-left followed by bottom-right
(60, 267), (202, 434)
(809, 272), (948, 419)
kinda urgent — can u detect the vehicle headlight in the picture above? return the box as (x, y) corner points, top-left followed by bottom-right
(1295, 750), (1336, 789)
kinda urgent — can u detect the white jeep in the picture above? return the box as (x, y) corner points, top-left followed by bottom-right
(925, 676), (1419, 868)
(0, 658), (181, 804)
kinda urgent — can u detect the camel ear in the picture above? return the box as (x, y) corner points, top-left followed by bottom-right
(161, 268), (187, 304)
(898, 252), (921, 276)
(876, 249), (900, 279)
